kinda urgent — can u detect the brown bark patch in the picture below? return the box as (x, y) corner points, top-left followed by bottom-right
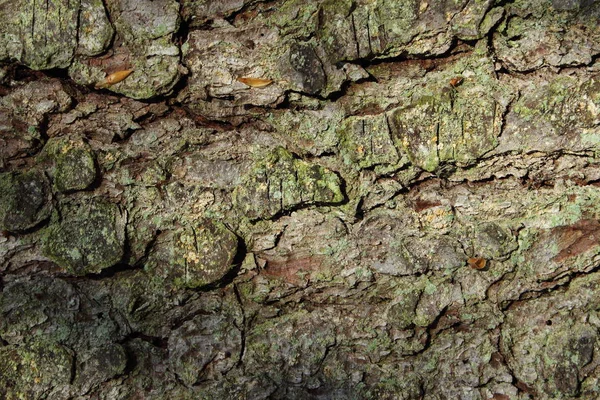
(550, 219), (600, 263)
(412, 198), (442, 212)
(262, 255), (325, 286)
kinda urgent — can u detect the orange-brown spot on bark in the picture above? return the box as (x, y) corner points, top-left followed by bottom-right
(489, 352), (505, 369)
(95, 69), (134, 89)
(262, 256), (324, 286)
(488, 394), (510, 400)
(551, 219), (600, 262)
(237, 77), (273, 88)
(515, 380), (536, 395)
(353, 103), (385, 116)
(413, 199), (442, 212)
(449, 76), (463, 87)
(467, 257), (487, 270)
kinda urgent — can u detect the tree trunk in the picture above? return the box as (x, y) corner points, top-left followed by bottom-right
(2, 0), (600, 399)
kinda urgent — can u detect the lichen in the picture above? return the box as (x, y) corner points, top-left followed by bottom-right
(0, 170), (52, 232)
(233, 147), (345, 219)
(42, 199), (126, 275)
(46, 139), (98, 193)
(0, 0), (80, 70)
(145, 219), (238, 288)
(0, 341), (73, 400)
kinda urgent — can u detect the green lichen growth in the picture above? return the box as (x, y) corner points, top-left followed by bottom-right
(387, 289), (420, 329)
(267, 104), (344, 155)
(53, 144), (97, 192)
(78, 0), (114, 56)
(338, 114), (401, 170)
(0, 341), (73, 400)
(173, 222), (238, 288)
(145, 220), (239, 289)
(69, 1), (181, 99)
(374, 0), (418, 46)
(513, 76), (576, 122)
(389, 85), (501, 172)
(508, 74), (600, 153)
(233, 147), (345, 219)
(264, 0), (320, 38)
(74, 344), (128, 391)
(0, 170), (51, 232)
(0, 0), (80, 69)
(42, 199), (125, 275)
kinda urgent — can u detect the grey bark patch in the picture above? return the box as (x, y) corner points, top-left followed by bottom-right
(267, 104), (344, 156)
(0, 108), (43, 169)
(0, 276), (80, 344)
(74, 343), (128, 394)
(182, 27), (286, 111)
(552, 0), (596, 9)
(473, 222), (518, 260)
(181, 0), (247, 27)
(115, 0), (180, 43)
(7, 0), (600, 398)
(451, 3), (505, 41)
(169, 314), (241, 386)
(0, 79), (73, 125)
(288, 42), (327, 95)
(245, 309), (336, 385)
(493, 2), (600, 71)
(77, 0), (115, 57)
(387, 290), (420, 329)
(0, 170), (52, 232)
(70, 0), (182, 99)
(42, 199), (126, 275)
(497, 74), (600, 154)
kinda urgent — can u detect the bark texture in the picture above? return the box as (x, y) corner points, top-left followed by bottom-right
(2, 0), (600, 399)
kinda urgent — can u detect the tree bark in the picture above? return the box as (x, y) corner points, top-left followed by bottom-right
(2, 0), (600, 399)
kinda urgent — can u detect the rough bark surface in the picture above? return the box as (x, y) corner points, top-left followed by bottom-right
(2, 0), (600, 399)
